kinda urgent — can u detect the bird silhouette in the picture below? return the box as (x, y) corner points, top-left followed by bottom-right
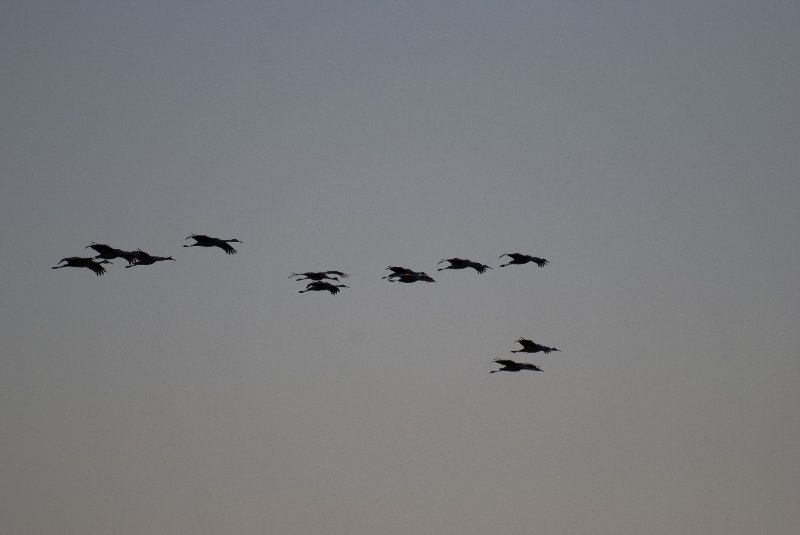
(298, 281), (349, 295)
(86, 243), (142, 265)
(490, 359), (543, 373)
(387, 272), (436, 283)
(499, 253), (549, 268)
(437, 258), (492, 273)
(124, 250), (176, 267)
(52, 257), (111, 276)
(384, 266), (417, 277)
(382, 266), (434, 282)
(290, 271), (349, 281)
(184, 234), (242, 255)
(512, 338), (560, 354)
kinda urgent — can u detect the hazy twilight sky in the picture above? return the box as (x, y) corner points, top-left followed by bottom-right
(2, 1), (799, 534)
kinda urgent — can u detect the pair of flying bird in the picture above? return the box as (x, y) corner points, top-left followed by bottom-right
(290, 271), (351, 294)
(490, 337), (561, 374)
(436, 253), (549, 274)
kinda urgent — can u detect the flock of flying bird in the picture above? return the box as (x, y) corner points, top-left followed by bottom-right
(53, 236), (559, 375)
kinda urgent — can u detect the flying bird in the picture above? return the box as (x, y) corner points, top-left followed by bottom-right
(437, 258), (492, 273)
(512, 338), (560, 354)
(290, 271), (350, 281)
(499, 253), (549, 268)
(383, 266), (418, 278)
(387, 272), (436, 283)
(490, 359), (543, 373)
(184, 234), (242, 255)
(125, 250), (176, 267)
(52, 257), (111, 276)
(86, 243), (142, 265)
(298, 281), (349, 295)
(383, 266), (434, 282)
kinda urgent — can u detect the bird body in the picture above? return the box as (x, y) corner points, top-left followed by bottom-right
(184, 234), (242, 255)
(52, 257), (110, 276)
(512, 337), (560, 354)
(125, 250), (176, 267)
(86, 243), (142, 265)
(490, 359), (543, 373)
(387, 272), (435, 283)
(298, 281), (349, 295)
(499, 253), (549, 268)
(290, 271), (349, 281)
(384, 266), (417, 277)
(437, 258), (492, 273)
(383, 266), (435, 282)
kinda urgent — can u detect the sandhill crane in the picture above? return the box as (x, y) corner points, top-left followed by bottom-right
(499, 253), (549, 268)
(384, 266), (417, 277)
(298, 281), (349, 295)
(387, 272), (436, 283)
(437, 258), (492, 274)
(382, 266), (434, 282)
(52, 257), (111, 276)
(512, 337), (560, 354)
(86, 243), (142, 265)
(125, 250), (176, 267)
(490, 359), (543, 373)
(184, 234), (242, 255)
(290, 271), (349, 282)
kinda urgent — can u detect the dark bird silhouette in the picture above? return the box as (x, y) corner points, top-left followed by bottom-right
(437, 258), (492, 273)
(490, 359), (543, 373)
(387, 272), (436, 283)
(382, 266), (434, 282)
(52, 257), (111, 276)
(125, 250), (176, 267)
(499, 253), (549, 268)
(184, 234), (242, 255)
(512, 337), (560, 354)
(298, 281), (349, 295)
(86, 243), (142, 265)
(290, 271), (350, 282)
(384, 266), (417, 277)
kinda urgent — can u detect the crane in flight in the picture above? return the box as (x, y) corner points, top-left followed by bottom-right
(383, 266), (434, 282)
(52, 257), (111, 276)
(386, 272), (435, 283)
(86, 243), (143, 265)
(512, 337), (560, 354)
(184, 234), (243, 255)
(437, 258), (492, 274)
(499, 253), (549, 268)
(125, 250), (176, 267)
(290, 271), (349, 281)
(490, 359), (543, 373)
(298, 281), (349, 295)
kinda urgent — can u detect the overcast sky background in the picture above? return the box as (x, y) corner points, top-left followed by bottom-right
(2, 1), (799, 534)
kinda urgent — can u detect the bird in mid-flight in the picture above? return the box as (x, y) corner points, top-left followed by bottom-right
(383, 266), (435, 282)
(184, 234), (243, 255)
(499, 253), (549, 268)
(387, 272), (436, 283)
(298, 281), (349, 295)
(124, 250), (176, 267)
(290, 271), (349, 281)
(512, 338), (560, 354)
(52, 257), (111, 276)
(86, 243), (143, 265)
(437, 258), (492, 274)
(490, 359), (543, 373)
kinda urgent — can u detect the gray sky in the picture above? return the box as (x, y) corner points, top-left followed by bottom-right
(2, 1), (799, 534)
